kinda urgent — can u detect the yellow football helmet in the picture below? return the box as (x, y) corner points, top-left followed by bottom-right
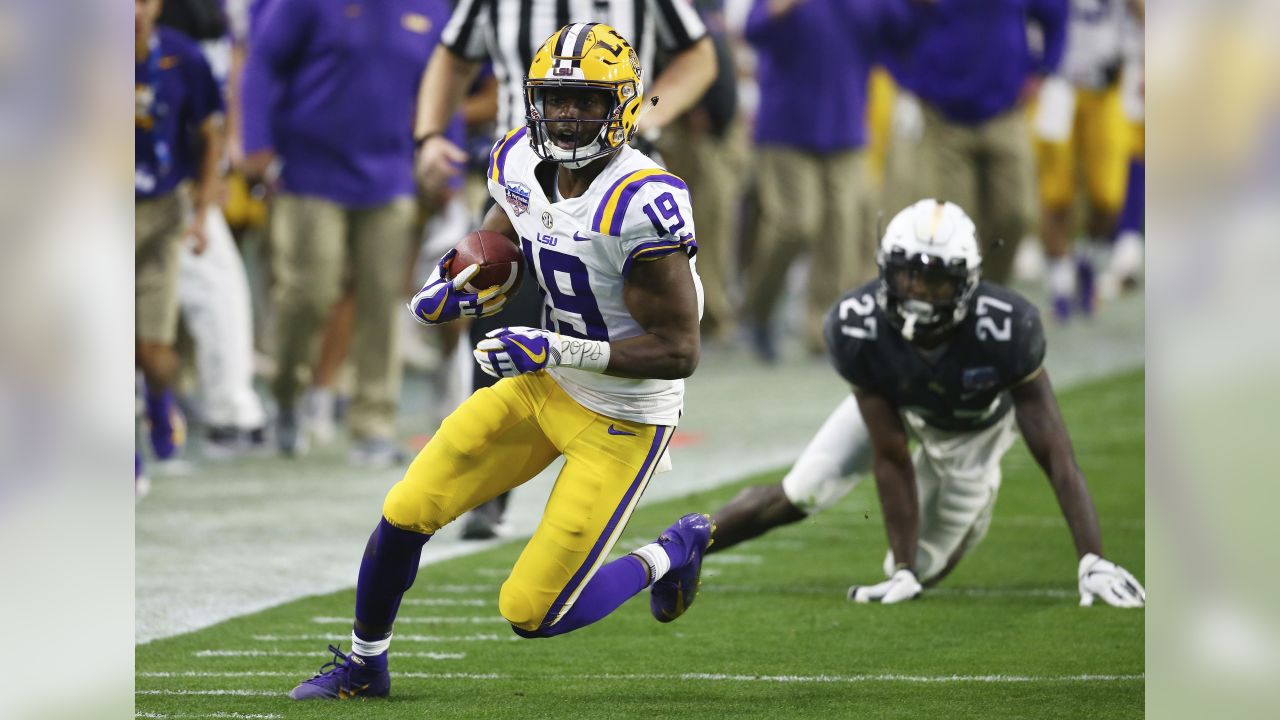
(525, 23), (644, 168)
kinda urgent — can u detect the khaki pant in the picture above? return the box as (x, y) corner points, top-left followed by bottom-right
(658, 121), (747, 342)
(916, 104), (1036, 285)
(136, 191), (185, 344)
(744, 147), (869, 352)
(269, 193), (415, 440)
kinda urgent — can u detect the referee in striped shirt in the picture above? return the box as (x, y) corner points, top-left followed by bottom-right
(412, 1), (715, 539)
(414, 0), (716, 196)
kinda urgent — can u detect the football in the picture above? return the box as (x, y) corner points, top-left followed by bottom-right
(447, 230), (524, 295)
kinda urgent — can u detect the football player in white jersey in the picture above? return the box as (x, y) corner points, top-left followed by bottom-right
(706, 200), (1145, 608)
(290, 24), (712, 701)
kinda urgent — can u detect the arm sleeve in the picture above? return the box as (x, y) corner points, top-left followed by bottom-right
(650, 0), (710, 51)
(441, 0), (493, 61)
(240, 0), (311, 153)
(616, 181), (698, 279)
(1028, 0), (1069, 75)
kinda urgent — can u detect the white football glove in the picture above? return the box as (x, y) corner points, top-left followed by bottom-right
(848, 568), (922, 605)
(1078, 553), (1146, 608)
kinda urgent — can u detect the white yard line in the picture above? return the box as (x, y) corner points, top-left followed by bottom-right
(135, 707), (282, 712)
(250, 633), (507, 642)
(311, 615), (506, 625)
(135, 671), (1144, 692)
(193, 649), (464, 659)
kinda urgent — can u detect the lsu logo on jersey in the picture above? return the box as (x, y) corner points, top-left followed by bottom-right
(505, 181), (531, 216)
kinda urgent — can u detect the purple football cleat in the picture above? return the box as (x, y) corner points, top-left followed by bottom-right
(650, 513), (714, 623)
(289, 645), (390, 700)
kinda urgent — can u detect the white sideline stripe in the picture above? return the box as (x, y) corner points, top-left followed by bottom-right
(194, 649), (464, 659)
(251, 633), (508, 643)
(140, 671), (502, 680)
(135, 672), (1143, 692)
(430, 584), (499, 593)
(136, 707), (281, 712)
(136, 690), (279, 697)
(401, 598), (489, 606)
(582, 673), (1146, 684)
(312, 615), (506, 625)
(701, 584), (1079, 599)
(474, 568), (510, 577)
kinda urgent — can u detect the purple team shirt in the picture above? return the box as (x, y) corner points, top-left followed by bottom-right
(241, 0), (452, 206)
(892, 0), (1068, 125)
(136, 27), (224, 199)
(746, 0), (932, 153)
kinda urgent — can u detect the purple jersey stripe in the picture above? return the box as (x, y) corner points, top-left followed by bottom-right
(608, 174), (687, 236)
(493, 127), (528, 186)
(540, 425), (671, 628)
(621, 240), (686, 278)
(591, 172), (637, 233)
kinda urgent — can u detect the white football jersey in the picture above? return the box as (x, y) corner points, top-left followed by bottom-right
(486, 127), (703, 426)
(1061, 0), (1126, 89)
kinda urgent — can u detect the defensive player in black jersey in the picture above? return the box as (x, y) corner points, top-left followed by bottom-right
(709, 199), (1145, 607)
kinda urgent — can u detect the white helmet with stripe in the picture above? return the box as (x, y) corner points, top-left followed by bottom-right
(876, 199), (983, 342)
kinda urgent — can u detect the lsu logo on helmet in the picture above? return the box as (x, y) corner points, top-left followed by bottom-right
(524, 23), (644, 168)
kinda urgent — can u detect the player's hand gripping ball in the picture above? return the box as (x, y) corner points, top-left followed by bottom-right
(408, 231), (523, 325)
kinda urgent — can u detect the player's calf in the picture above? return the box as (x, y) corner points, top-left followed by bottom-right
(709, 484), (807, 554)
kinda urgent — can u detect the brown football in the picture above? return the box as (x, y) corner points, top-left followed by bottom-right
(446, 230), (524, 295)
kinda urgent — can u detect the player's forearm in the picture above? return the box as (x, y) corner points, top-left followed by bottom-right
(415, 46), (482, 137)
(604, 332), (699, 380)
(638, 37), (717, 134)
(873, 454), (919, 570)
(1049, 466), (1104, 558)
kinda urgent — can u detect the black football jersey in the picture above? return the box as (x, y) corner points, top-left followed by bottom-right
(824, 281), (1046, 432)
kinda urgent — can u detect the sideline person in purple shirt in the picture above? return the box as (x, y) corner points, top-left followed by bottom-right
(741, 0), (936, 362)
(135, 0), (225, 471)
(237, 0), (449, 465)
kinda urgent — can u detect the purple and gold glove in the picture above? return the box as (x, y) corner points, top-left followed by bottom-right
(408, 249), (507, 326)
(473, 326), (611, 379)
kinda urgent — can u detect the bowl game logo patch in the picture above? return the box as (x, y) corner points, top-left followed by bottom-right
(962, 366), (1000, 395)
(505, 181), (531, 216)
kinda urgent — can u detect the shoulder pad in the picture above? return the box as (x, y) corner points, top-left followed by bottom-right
(969, 284), (1046, 383)
(590, 168), (690, 238)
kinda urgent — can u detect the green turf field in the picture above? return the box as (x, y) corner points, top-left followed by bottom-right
(135, 370), (1144, 719)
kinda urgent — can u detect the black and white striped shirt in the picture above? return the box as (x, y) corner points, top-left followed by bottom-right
(442, 0), (707, 137)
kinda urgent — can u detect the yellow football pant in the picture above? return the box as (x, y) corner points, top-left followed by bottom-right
(382, 372), (674, 631)
(1036, 85), (1132, 213)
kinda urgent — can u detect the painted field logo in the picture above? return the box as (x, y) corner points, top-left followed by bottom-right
(505, 181), (531, 216)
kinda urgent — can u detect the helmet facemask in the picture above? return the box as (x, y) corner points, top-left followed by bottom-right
(878, 247), (980, 343)
(526, 83), (630, 169)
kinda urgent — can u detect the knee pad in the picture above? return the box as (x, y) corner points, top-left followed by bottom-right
(381, 479), (445, 535)
(498, 579), (547, 633)
(782, 453), (856, 514)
